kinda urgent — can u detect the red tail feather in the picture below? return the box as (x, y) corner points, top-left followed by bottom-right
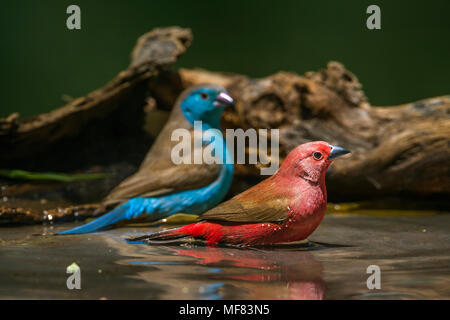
(130, 227), (189, 243)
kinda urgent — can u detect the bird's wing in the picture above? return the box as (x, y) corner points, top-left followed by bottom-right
(200, 177), (290, 223)
(103, 162), (221, 206)
(103, 117), (222, 206)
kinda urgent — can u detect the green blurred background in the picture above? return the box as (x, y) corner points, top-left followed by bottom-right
(1, 0), (449, 119)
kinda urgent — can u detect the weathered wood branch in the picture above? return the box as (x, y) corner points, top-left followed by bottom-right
(0, 26), (448, 224)
(177, 66), (450, 198)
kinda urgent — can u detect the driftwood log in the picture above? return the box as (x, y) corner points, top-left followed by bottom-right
(0, 26), (448, 224)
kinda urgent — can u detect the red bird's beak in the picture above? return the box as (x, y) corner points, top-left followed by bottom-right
(328, 145), (350, 160)
(214, 91), (234, 108)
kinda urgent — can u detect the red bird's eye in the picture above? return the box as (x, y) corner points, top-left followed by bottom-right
(312, 151), (323, 160)
(200, 92), (209, 100)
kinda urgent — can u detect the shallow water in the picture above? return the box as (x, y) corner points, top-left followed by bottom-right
(1, 213), (449, 299)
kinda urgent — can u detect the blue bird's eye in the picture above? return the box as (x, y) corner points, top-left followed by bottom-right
(200, 92), (209, 100)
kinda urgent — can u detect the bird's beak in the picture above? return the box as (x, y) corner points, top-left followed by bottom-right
(328, 145), (351, 160)
(214, 91), (234, 108)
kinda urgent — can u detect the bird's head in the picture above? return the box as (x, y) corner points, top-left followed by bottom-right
(279, 141), (350, 184)
(179, 84), (234, 129)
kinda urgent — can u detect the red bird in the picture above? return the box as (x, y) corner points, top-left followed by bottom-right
(131, 141), (350, 246)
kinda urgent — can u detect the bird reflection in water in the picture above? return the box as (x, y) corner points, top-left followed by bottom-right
(162, 244), (325, 300)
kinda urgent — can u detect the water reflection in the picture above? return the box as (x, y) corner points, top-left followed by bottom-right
(128, 243), (325, 300)
(2, 215), (449, 299)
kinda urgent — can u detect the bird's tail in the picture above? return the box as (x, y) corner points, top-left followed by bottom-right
(127, 227), (190, 244)
(59, 202), (141, 235)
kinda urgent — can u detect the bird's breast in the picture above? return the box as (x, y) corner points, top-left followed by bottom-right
(291, 184), (327, 217)
(277, 185), (327, 242)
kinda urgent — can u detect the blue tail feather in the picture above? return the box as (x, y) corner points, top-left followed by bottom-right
(59, 202), (140, 234)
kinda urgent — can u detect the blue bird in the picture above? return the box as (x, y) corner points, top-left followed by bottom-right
(60, 84), (235, 234)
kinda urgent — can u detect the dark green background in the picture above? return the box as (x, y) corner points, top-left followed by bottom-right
(1, 0), (449, 119)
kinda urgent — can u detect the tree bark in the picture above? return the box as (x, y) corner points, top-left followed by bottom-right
(176, 66), (450, 198)
(0, 26), (448, 224)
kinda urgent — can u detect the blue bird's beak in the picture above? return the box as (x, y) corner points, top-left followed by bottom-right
(328, 145), (351, 160)
(214, 91), (234, 108)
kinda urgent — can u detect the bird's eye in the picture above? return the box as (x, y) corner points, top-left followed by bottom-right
(200, 92), (209, 100)
(312, 151), (323, 160)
